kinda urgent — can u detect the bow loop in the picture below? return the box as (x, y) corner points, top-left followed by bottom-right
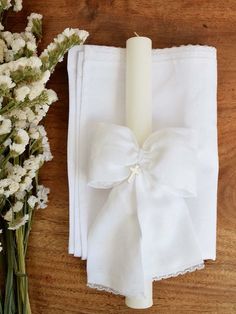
(142, 128), (197, 197)
(88, 123), (139, 188)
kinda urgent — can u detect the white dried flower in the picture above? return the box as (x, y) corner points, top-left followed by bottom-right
(12, 201), (24, 213)
(19, 176), (32, 192)
(0, 75), (15, 89)
(15, 120), (27, 129)
(15, 190), (26, 200)
(1, 0), (11, 10)
(8, 214), (29, 230)
(35, 103), (49, 116)
(38, 125), (46, 137)
(29, 124), (39, 139)
(24, 107), (35, 123)
(41, 70), (50, 84)
(0, 177), (20, 198)
(15, 86), (30, 102)
(10, 129), (29, 155)
(3, 138), (11, 147)
(0, 56), (41, 74)
(26, 41), (37, 52)
(55, 34), (65, 43)
(0, 115), (11, 135)
(40, 130), (53, 161)
(9, 164), (26, 182)
(28, 82), (44, 100)
(28, 56), (42, 68)
(37, 185), (50, 209)
(0, 178), (10, 189)
(62, 28), (89, 42)
(4, 50), (14, 62)
(16, 129), (29, 144)
(77, 30), (89, 42)
(16, 110), (27, 120)
(0, 39), (6, 63)
(13, 0), (23, 12)
(11, 109), (29, 128)
(7, 181), (19, 197)
(25, 13), (42, 33)
(47, 42), (57, 52)
(2, 31), (13, 46)
(28, 13), (42, 20)
(23, 154), (43, 171)
(62, 28), (76, 37)
(28, 195), (37, 208)
(46, 89), (58, 104)
(11, 38), (25, 53)
(3, 210), (13, 222)
(24, 31), (35, 41)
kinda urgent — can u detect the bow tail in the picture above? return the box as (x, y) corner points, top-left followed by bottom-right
(135, 175), (204, 281)
(87, 182), (146, 297)
(87, 177), (204, 297)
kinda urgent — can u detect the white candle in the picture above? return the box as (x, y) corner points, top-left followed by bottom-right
(126, 36), (152, 145)
(125, 36), (153, 309)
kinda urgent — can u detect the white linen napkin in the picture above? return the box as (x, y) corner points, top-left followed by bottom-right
(67, 44), (218, 294)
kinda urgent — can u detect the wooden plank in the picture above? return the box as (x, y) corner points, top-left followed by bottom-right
(6, 0), (236, 313)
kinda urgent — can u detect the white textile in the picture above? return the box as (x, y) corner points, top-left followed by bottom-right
(67, 44), (218, 296)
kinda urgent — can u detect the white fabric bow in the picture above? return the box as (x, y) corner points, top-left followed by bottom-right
(87, 123), (204, 297)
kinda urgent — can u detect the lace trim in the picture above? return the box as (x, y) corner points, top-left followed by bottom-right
(152, 262), (205, 281)
(87, 262), (205, 296)
(87, 283), (122, 296)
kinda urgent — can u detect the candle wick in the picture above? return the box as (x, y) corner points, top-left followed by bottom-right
(134, 32), (139, 37)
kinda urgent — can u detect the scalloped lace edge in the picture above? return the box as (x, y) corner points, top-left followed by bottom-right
(152, 262), (205, 281)
(87, 262), (205, 296)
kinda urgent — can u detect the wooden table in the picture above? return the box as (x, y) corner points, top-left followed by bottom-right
(8, 1), (236, 313)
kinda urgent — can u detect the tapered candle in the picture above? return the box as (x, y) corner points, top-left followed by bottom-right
(125, 36), (153, 309)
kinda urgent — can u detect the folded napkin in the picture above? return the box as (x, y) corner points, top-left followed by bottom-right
(67, 44), (218, 295)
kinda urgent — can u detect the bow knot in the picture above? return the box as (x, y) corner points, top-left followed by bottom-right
(88, 123), (197, 197)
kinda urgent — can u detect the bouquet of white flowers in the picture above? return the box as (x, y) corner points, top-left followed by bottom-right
(0, 1), (88, 313)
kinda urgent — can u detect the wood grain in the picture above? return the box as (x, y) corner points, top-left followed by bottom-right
(7, 1), (236, 313)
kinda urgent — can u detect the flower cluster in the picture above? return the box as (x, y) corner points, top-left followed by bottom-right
(0, 21), (87, 230)
(41, 27), (88, 72)
(0, 2), (88, 313)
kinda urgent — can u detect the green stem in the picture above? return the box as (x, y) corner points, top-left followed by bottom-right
(24, 209), (33, 256)
(4, 228), (16, 314)
(15, 229), (31, 314)
(0, 154), (10, 172)
(0, 92), (48, 116)
(0, 130), (13, 147)
(0, 100), (16, 115)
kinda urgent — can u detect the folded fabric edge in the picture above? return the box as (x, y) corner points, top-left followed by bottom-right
(67, 46), (84, 254)
(87, 262), (205, 297)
